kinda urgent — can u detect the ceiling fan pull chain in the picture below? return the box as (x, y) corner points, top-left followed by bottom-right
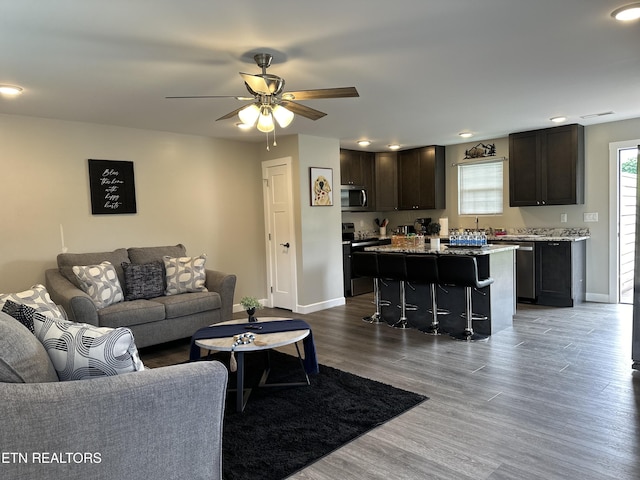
(273, 124), (278, 147)
(265, 131), (270, 151)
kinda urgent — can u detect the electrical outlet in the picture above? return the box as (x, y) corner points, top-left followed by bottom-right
(584, 212), (598, 222)
(560, 213), (567, 223)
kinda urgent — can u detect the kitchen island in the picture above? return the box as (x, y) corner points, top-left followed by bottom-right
(364, 244), (519, 335)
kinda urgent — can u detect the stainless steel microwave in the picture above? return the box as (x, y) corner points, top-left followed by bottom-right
(341, 185), (368, 211)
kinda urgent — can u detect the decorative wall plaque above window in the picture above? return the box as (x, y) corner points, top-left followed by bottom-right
(88, 159), (137, 214)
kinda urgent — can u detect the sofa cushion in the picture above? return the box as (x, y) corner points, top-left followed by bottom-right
(73, 261), (125, 309)
(163, 254), (208, 295)
(2, 299), (36, 333)
(127, 244), (187, 264)
(57, 248), (130, 288)
(121, 261), (165, 300)
(32, 313), (145, 381)
(97, 299), (167, 328)
(0, 284), (65, 320)
(151, 291), (221, 319)
(0, 311), (59, 383)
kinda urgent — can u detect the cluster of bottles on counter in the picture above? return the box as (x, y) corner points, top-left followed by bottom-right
(449, 230), (488, 247)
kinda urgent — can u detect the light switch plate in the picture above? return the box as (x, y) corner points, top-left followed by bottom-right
(584, 212), (598, 222)
(560, 213), (567, 223)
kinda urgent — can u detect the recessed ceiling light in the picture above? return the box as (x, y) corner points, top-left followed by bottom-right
(612, 3), (640, 20)
(459, 132), (473, 138)
(550, 116), (567, 123)
(0, 85), (23, 95)
(357, 140), (371, 147)
(387, 144), (401, 150)
(580, 111), (614, 119)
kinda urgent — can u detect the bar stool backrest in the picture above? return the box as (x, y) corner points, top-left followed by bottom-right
(438, 255), (482, 288)
(405, 255), (439, 285)
(377, 253), (408, 281)
(351, 251), (378, 278)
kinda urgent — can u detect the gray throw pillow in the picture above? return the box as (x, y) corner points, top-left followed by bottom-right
(121, 261), (165, 300)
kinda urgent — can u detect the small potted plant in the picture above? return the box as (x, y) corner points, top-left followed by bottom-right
(240, 296), (262, 322)
(426, 222), (442, 250)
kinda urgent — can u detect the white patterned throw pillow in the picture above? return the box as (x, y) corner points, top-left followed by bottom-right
(0, 284), (65, 320)
(73, 261), (124, 309)
(163, 254), (208, 295)
(32, 313), (145, 381)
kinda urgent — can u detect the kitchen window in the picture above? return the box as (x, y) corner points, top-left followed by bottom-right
(458, 160), (503, 215)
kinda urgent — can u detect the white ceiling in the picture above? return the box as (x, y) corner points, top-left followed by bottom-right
(1, 0), (639, 151)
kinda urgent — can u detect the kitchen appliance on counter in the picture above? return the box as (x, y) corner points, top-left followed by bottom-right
(342, 222), (391, 296)
(340, 185), (368, 211)
(413, 217), (431, 235)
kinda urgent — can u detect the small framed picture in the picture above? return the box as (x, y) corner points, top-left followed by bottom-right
(310, 167), (333, 206)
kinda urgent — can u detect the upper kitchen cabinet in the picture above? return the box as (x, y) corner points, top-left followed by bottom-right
(340, 148), (375, 210)
(398, 145), (446, 210)
(509, 124), (585, 206)
(340, 149), (374, 186)
(375, 152), (398, 211)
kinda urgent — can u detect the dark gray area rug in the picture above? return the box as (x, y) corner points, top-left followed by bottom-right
(213, 350), (428, 480)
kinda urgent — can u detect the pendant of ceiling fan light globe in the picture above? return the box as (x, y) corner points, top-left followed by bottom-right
(257, 109), (275, 132)
(272, 105), (294, 128)
(238, 103), (261, 126)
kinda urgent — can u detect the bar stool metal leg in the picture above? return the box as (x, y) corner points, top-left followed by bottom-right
(392, 280), (409, 329)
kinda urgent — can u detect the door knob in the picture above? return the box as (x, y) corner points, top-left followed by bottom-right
(280, 242), (290, 248)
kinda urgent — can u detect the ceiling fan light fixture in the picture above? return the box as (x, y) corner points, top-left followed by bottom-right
(0, 84), (23, 95)
(257, 108), (275, 133)
(272, 104), (294, 128)
(236, 122), (253, 131)
(612, 3), (640, 20)
(238, 103), (260, 126)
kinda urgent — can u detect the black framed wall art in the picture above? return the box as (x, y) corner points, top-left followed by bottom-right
(88, 159), (137, 214)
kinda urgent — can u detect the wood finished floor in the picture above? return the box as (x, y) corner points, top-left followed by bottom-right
(140, 297), (640, 480)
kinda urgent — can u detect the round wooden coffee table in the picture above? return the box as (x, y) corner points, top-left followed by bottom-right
(195, 317), (311, 412)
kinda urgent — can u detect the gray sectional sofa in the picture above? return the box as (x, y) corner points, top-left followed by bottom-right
(0, 310), (228, 480)
(45, 244), (236, 348)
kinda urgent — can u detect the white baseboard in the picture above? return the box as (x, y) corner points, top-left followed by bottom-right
(295, 297), (346, 314)
(585, 292), (614, 304)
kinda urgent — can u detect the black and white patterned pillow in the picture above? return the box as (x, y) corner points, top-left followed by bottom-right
(121, 261), (165, 301)
(32, 313), (145, 381)
(2, 299), (36, 333)
(72, 261), (124, 309)
(163, 254), (208, 295)
(0, 284), (65, 320)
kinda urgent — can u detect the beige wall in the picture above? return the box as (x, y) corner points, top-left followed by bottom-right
(259, 134), (344, 312)
(343, 117), (640, 302)
(0, 113), (266, 306)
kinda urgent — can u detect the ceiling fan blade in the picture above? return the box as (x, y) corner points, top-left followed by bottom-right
(240, 73), (272, 95)
(279, 100), (327, 120)
(281, 87), (359, 101)
(165, 95), (254, 101)
(216, 105), (247, 121)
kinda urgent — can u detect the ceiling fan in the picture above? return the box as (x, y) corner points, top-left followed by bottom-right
(166, 53), (359, 134)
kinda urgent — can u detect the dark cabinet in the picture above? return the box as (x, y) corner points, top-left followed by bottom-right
(398, 145), (445, 210)
(375, 152), (398, 211)
(340, 149), (375, 210)
(509, 124), (584, 206)
(536, 241), (586, 307)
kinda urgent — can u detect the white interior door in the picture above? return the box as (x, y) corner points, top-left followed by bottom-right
(262, 158), (297, 311)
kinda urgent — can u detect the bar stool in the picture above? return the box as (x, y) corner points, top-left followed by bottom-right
(437, 255), (494, 341)
(351, 252), (388, 324)
(405, 254), (447, 335)
(377, 253), (410, 329)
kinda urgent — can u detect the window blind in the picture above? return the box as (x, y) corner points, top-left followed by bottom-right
(458, 161), (503, 215)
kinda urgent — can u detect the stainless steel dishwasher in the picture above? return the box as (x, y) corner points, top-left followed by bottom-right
(493, 241), (536, 300)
